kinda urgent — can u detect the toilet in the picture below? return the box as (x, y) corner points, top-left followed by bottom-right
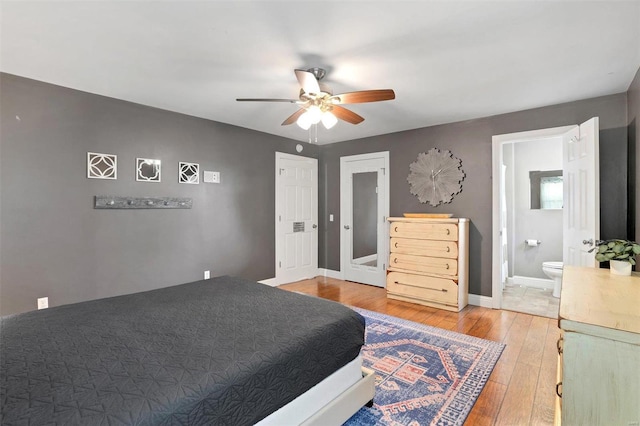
(542, 261), (563, 298)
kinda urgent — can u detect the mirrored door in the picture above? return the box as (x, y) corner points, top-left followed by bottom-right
(340, 152), (389, 287)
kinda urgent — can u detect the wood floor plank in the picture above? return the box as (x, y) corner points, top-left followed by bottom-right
(489, 313), (533, 386)
(517, 316), (550, 367)
(530, 319), (562, 426)
(466, 379), (508, 425)
(279, 277), (557, 426)
(496, 359), (539, 425)
(467, 308), (503, 339)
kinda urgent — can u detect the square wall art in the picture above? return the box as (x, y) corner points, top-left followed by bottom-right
(179, 162), (199, 184)
(136, 158), (161, 182)
(87, 152), (117, 179)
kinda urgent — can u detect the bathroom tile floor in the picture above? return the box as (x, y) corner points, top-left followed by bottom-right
(501, 283), (560, 319)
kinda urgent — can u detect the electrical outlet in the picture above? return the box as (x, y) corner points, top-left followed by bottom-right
(37, 297), (48, 310)
(203, 171), (220, 184)
(204, 270), (210, 280)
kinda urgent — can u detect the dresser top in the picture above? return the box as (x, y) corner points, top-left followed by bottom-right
(560, 265), (640, 337)
(387, 217), (469, 223)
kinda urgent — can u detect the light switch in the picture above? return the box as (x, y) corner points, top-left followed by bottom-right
(329, 214), (334, 222)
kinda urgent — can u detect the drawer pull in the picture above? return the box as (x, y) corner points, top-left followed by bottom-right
(556, 337), (563, 355)
(392, 258), (453, 269)
(446, 229), (450, 235)
(556, 382), (562, 398)
(394, 281), (448, 292)
(395, 226), (398, 232)
(393, 241), (453, 253)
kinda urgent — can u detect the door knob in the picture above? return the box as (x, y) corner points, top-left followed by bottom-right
(582, 239), (594, 246)
(344, 225), (350, 230)
(312, 224), (317, 229)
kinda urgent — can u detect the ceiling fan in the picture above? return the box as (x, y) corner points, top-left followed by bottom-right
(236, 68), (395, 130)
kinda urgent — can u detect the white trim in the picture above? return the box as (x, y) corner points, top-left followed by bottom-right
(258, 278), (277, 287)
(468, 294), (494, 308)
(492, 125), (575, 309)
(511, 275), (554, 290)
(318, 268), (344, 280)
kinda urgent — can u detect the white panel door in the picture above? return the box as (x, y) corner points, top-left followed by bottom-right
(276, 153), (318, 284)
(563, 117), (599, 267)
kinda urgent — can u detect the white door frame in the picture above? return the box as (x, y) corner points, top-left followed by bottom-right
(275, 152), (318, 285)
(491, 125), (575, 309)
(340, 151), (390, 287)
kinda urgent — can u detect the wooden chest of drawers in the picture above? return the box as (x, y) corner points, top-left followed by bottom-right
(555, 266), (640, 425)
(386, 217), (469, 312)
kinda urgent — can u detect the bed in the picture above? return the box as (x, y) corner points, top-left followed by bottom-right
(0, 276), (374, 425)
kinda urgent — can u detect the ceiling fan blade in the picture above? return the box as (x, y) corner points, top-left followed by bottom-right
(281, 109), (306, 126)
(332, 106), (364, 124)
(332, 89), (395, 104)
(236, 98), (299, 103)
(295, 69), (321, 95)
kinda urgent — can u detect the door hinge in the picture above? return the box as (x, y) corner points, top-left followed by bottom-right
(381, 167), (386, 175)
(279, 261), (282, 268)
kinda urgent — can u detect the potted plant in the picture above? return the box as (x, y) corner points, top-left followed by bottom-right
(589, 239), (640, 276)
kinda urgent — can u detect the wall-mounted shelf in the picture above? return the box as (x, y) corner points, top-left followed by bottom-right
(95, 196), (192, 209)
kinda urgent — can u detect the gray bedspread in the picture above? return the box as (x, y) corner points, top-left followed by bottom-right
(0, 276), (365, 425)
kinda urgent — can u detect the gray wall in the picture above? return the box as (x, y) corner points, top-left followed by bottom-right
(0, 73), (318, 316)
(2, 71), (635, 314)
(511, 138), (563, 279)
(318, 93), (628, 297)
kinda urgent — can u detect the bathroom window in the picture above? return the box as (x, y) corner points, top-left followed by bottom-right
(540, 176), (563, 209)
(530, 170), (563, 209)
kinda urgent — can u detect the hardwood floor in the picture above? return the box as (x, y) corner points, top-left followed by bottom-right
(280, 276), (561, 426)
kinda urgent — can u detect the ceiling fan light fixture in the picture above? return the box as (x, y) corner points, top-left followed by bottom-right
(321, 112), (338, 129)
(297, 112), (312, 130)
(306, 105), (322, 124)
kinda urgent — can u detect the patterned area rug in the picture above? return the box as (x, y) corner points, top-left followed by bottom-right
(344, 309), (505, 426)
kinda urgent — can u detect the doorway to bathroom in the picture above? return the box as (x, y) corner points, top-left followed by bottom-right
(491, 119), (600, 318)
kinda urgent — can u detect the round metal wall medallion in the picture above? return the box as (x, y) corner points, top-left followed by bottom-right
(407, 148), (465, 207)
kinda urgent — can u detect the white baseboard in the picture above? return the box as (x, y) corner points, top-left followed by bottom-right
(511, 275), (554, 290)
(318, 268), (343, 280)
(468, 294), (493, 308)
(258, 277), (277, 287)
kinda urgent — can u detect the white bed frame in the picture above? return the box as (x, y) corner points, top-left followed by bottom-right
(256, 356), (375, 425)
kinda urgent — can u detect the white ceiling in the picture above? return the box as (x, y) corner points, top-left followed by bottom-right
(2, 1), (639, 145)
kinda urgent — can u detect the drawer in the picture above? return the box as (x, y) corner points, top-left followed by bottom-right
(389, 252), (457, 276)
(390, 237), (457, 259)
(387, 272), (458, 305)
(390, 222), (458, 241)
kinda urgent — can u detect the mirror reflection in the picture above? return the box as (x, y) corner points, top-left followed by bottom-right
(530, 170), (563, 210)
(351, 172), (378, 267)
